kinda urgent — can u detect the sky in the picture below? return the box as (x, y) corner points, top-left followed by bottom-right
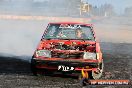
(83, 0), (132, 14)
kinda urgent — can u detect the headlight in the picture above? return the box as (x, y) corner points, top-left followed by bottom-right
(83, 52), (97, 60)
(36, 50), (51, 58)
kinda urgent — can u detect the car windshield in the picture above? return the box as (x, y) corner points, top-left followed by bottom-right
(43, 24), (95, 40)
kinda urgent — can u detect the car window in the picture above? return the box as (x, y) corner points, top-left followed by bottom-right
(43, 24), (95, 40)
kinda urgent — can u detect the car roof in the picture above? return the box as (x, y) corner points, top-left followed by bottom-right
(49, 22), (93, 26)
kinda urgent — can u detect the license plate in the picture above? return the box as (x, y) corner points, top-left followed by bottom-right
(58, 65), (74, 71)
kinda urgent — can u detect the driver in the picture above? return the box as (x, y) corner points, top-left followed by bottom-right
(75, 28), (87, 39)
(56, 29), (67, 38)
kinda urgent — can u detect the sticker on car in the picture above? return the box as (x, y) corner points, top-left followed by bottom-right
(58, 65), (74, 71)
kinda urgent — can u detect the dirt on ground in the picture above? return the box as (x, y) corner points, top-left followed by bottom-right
(0, 42), (131, 88)
(0, 0), (131, 88)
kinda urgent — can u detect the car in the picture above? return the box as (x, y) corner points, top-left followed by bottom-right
(31, 22), (103, 80)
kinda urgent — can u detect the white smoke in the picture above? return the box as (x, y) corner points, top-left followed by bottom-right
(0, 0), (132, 58)
(0, 19), (48, 56)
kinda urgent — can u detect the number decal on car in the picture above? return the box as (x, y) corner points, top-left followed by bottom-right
(58, 65), (74, 71)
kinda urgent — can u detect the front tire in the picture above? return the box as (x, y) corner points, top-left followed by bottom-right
(31, 59), (38, 76)
(91, 61), (104, 79)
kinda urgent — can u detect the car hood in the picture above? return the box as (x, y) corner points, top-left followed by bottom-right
(37, 39), (96, 52)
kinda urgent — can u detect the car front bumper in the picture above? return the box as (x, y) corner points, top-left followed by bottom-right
(31, 58), (99, 72)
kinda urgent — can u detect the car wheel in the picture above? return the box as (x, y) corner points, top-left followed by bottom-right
(91, 61), (104, 79)
(31, 59), (38, 76)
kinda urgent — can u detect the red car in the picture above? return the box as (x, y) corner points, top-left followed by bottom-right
(31, 22), (103, 79)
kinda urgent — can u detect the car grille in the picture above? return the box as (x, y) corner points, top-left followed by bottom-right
(51, 52), (83, 59)
(54, 43), (88, 51)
